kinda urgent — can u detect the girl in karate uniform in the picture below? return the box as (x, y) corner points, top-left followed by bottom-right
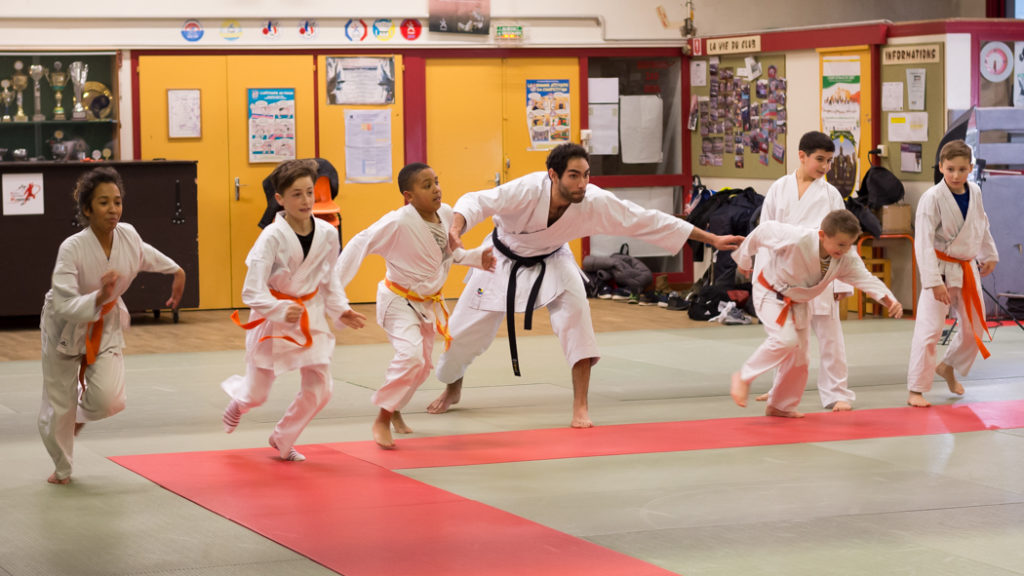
(906, 140), (998, 407)
(39, 167), (186, 484)
(222, 159), (366, 461)
(336, 163), (493, 448)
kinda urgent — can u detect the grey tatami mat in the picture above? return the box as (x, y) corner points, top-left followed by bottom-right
(1, 319), (1022, 575)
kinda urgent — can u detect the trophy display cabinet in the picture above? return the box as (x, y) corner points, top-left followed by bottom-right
(0, 51), (118, 163)
(0, 160), (199, 319)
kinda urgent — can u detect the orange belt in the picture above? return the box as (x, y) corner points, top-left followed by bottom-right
(758, 271), (793, 326)
(78, 300), (118, 388)
(230, 287), (319, 348)
(935, 250), (991, 359)
(386, 279), (452, 351)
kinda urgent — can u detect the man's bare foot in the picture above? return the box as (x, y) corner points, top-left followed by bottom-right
(47, 472), (70, 485)
(730, 372), (751, 407)
(936, 363), (965, 395)
(427, 380), (462, 414)
(391, 411), (413, 435)
(907, 391), (931, 407)
(831, 401), (853, 412)
(765, 405), (805, 418)
(74, 422), (85, 436)
(755, 393), (769, 402)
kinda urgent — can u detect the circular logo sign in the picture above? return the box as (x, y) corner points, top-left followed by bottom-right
(299, 20), (317, 39)
(220, 20), (242, 41)
(345, 19), (368, 42)
(181, 20), (204, 42)
(980, 42), (1013, 83)
(372, 19), (395, 41)
(262, 20), (280, 39)
(400, 19), (422, 41)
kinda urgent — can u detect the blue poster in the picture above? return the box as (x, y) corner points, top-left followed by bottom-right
(248, 88), (296, 163)
(525, 79), (571, 149)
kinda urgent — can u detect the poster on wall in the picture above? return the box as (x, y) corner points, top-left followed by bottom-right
(167, 89), (201, 138)
(525, 79), (571, 150)
(344, 109), (392, 183)
(2, 172), (44, 216)
(428, 0), (489, 34)
(326, 57), (395, 105)
(248, 88), (296, 164)
(821, 55), (861, 170)
(1015, 42), (1024, 108)
(620, 95), (663, 164)
(827, 131), (858, 197)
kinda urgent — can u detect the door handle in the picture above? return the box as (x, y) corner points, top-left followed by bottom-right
(234, 177), (248, 201)
(494, 172), (501, 186)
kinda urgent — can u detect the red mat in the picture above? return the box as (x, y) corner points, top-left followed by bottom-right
(336, 400), (1024, 470)
(112, 445), (676, 576)
(112, 400), (1024, 576)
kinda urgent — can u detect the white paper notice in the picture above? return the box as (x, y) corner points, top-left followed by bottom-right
(689, 60), (707, 87)
(2, 172), (45, 215)
(588, 78), (619, 103)
(1015, 42), (1024, 108)
(344, 109), (392, 183)
(906, 68), (926, 111)
(619, 95), (663, 164)
(588, 104), (619, 155)
(887, 112), (929, 142)
(882, 82), (904, 111)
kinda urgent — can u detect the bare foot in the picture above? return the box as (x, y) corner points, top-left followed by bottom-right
(755, 392), (769, 402)
(427, 379), (462, 414)
(831, 401), (853, 412)
(373, 409), (396, 449)
(391, 411), (413, 435)
(907, 391), (931, 407)
(765, 405), (805, 418)
(571, 408), (593, 429)
(47, 472), (70, 485)
(74, 422), (85, 437)
(936, 363), (965, 395)
(730, 372), (751, 407)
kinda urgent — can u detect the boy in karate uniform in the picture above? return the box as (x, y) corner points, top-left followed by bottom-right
(730, 210), (903, 417)
(336, 163), (494, 448)
(906, 140), (998, 407)
(755, 131), (855, 411)
(222, 159), (366, 461)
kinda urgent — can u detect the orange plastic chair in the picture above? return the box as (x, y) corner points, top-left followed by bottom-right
(312, 175), (342, 240)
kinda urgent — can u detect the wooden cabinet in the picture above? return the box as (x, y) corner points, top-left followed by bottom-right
(0, 52), (118, 162)
(0, 161), (199, 318)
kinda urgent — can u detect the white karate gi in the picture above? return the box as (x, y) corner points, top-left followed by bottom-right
(435, 171), (693, 383)
(336, 204), (486, 412)
(39, 223), (181, 481)
(906, 180), (998, 392)
(221, 213), (350, 458)
(733, 222), (896, 412)
(758, 172), (854, 407)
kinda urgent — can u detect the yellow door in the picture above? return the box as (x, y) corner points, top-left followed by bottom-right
(425, 58), (504, 295)
(138, 54), (315, 308)
(425, 57), (581, 295)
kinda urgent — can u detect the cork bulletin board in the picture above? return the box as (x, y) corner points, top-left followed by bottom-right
(879, 43), (945, 182)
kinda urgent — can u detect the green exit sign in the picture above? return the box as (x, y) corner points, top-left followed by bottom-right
(496, 25), (524, 40)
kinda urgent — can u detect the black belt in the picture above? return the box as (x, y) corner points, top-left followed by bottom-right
(490, 229), (560, 376)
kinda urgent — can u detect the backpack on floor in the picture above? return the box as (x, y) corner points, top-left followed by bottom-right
(687, 285), (731, 321)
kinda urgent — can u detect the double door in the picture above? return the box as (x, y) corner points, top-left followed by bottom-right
(138, 54), (315, 309)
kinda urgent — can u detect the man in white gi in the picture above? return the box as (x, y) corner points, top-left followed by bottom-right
(730, 210), (903, 417)
(427, 143), (744, 428)
(754, 131), (856, 411)
(906, 140), (998, 407)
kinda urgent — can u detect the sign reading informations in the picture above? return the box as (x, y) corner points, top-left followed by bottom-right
(882, 45), (941, 65)
(706, 35), (761, 55)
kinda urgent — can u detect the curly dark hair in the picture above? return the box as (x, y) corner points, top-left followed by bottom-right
(397, 162), (431, 196)
(545, 143), (589, 178)
(268, 158), (319, 195)
(74, 166), (125, 226)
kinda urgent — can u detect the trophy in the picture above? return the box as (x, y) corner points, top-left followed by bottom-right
(0, 79), (14, 122)
(11, 60), (29, 122)
(47, 61), (68, 120)
(68, 61), (88, 120)
(29, 64), (46, 121)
